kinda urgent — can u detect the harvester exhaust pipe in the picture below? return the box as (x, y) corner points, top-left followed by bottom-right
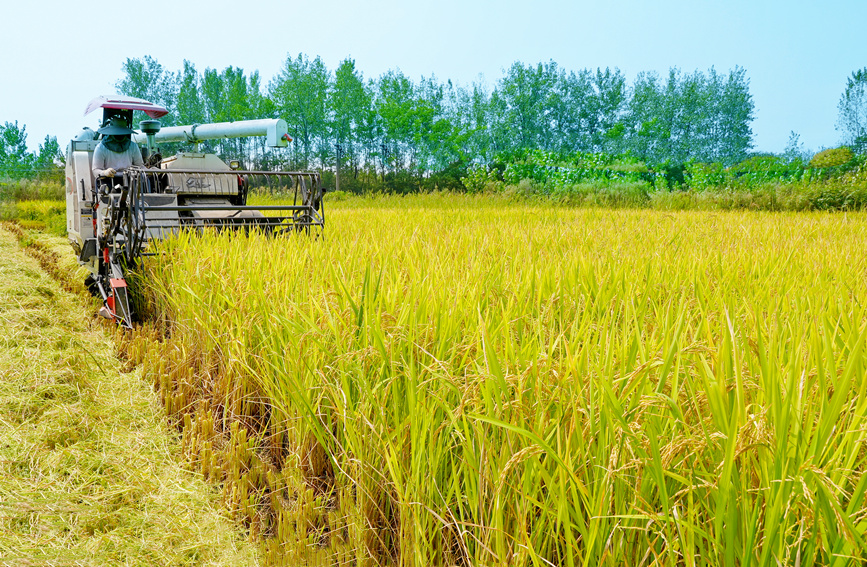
(139, 119), (161, 156)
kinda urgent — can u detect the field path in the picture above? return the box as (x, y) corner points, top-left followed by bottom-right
(0, 226), (259, 566)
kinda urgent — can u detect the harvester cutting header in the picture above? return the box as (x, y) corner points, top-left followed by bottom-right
(66, 95), (324, 327)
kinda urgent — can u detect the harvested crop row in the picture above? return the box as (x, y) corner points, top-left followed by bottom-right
(123, 196), (867, 566)
(0, 226), (259, 566)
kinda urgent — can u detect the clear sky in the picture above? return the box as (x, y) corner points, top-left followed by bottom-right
(2, 0), (864, 155)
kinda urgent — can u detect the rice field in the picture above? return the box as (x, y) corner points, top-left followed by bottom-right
(120, 194), (867, 566)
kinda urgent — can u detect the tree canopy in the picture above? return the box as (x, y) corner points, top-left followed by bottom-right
(112, 53), (756, 186)
(0, 121), (62, 180)
(837, 68), (867, 154)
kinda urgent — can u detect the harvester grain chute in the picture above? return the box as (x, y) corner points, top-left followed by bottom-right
(66, 95), (324, 328)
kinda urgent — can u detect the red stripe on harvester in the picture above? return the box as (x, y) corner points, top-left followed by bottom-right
(110, 278), (127, 288)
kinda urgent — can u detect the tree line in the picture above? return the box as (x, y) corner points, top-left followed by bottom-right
(115, 55), (755, 191)
(837, 68), (867, 155)
(0, 122), (62, 180)
(5, 57), (866, 193)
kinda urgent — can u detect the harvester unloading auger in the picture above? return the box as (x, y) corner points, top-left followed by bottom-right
(66, 95), (324, 328)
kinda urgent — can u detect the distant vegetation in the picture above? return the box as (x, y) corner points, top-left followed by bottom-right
(3, 57), (866, 212)
(114, 56), (754, 193)
(0, 121), (63, 181)
(467, 148), (867, 211)
(111, 56), (867, 207)
(0, 146), (65, 229)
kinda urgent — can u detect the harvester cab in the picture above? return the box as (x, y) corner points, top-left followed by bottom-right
(66, 95), (324, 328)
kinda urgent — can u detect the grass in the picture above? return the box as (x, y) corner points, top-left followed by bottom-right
(0, 199), (67, 236)
(116, 194), (867, 566)
(0, 224), (260, 565)
(0, 178), (64, 202)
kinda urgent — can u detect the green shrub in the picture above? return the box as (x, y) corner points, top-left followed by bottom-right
(462, 150), (867, 212)
(2, 200), (67, 236)
(324, 190), (350, 202)
(685, 161), (727, 191)
(461, 165), (501, 193)
(499, 179), (537, 201)
(0, 178), (65, 201)
(804, 180), (867, 210)
(809, 147), (854, 168)
(499, 149), (656, 188)
(728, 155), (805, 187)
(549, 180), (652, 207)
(648, 189), (700, 210)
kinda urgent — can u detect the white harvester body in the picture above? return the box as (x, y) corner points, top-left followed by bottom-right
(65, 95), (323, 327)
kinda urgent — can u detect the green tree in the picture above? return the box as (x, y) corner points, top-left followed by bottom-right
(489, 63), (627, 155)
(374, 69), (417, 175)
(716, 66), (754, 164)
(248, 70), (279, 169)
(837, 68), (867, 154)
(328, 58), (373, 180)
(222, 66), (253, 162)
(189, 66), (267, 163)
(116, 56), (178, 126)
(494, 61), (552, 151)
(623, 67), (752, 166)
(36, 136), (63, 168)
(671, 70), (708, 162)
(624, 71), (667, 163)
(455, 81), (496, 163)
(269, 53), (331, 168)
(176, 60), (206, 126)
(782, 131), (808, 164)
(201, 68), (227, 124)
(555, 69), (595, 153)
(439, 80), (475, 165)
(222, 67), (251, 121)
(0, 121), (35, 179)
(414, 75), (454, 173)
(487, 88), (510, 154)
(589, 67), (628, 153)
(35, 135), (64, 182)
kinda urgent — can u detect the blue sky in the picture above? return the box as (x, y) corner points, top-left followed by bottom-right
(3, 0), (864, 155)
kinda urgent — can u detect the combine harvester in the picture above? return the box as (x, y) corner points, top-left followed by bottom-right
(65, 95), (324, 327)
